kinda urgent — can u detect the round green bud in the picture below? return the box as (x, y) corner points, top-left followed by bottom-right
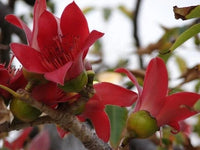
(10, 98), (41, 122)
(60, 71), (88, 92)
(126, 110), (159, 138)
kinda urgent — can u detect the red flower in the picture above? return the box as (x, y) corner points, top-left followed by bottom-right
(80, 82), (138, 142)
(0, 61), (27, 100)
(116, 57), (200, 134)
(6, 1), (103, 85)
(31, 81), (78, 107)
(4, 127), (33, 150)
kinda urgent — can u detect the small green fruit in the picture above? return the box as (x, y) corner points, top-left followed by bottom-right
(60, 71), (88, 92)
(10, 98), (41, 122)
(126, 110), (159, 138)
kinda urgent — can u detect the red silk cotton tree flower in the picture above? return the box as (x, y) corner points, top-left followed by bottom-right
(5, 1), (103, 91)
(79, 82), (138, 142)
(116, 57), (200, 139)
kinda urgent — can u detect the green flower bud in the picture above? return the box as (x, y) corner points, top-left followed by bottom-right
(10, 98), (41, 122)
(126, 110), (159, 138)
(60, 71), (88, 92)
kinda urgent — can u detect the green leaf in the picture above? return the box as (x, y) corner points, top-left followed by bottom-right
(195, 80), (200, 93)
(169, 23), (200, 52)
(105, 105), (128, 148)
(118, 5), (133, 19)
(186, 5), (200, 19)
(103, 8), (112, 21)
(175, 55), (187, 73)
(193, 99), (200, 111)
(82, 7), (95, 14)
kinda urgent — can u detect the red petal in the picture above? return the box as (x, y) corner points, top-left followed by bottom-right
(139, 57), (168, 116)
(57, 126), (68, 138)
(9, 69), (27, 91)
(82, 30), (104, 59)
(60, 2), (89, 48)
(4, 127), (33, 149)
(10, 43), (46, 73)
(94, 82), (138, 107)
(115, 68), (142, 96)
(37, 11), (58, 48)
(32, 82), (57, 105)
(32, 0), (46, 50)
(5, 15), (32, 44)
(156, 92), (200, 127)
(0, 69), (10, 85)
(44, 61), (72, 85)
(28, 130), (50, 150)
(85, 110), (110, 142)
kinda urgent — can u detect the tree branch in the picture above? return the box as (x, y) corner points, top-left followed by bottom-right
(14, 89), (112, 150)
(0, 116), (54, 133)
(133, 0), (144, 69)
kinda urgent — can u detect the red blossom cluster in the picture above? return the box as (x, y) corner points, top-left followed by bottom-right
(1, 0), (200, 149)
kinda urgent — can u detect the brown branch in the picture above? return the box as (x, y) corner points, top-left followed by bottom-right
(15, 89), (112, 150)
(0, 2), (26, 65)
(0, 116), (54, 133)
(133, 0), (144, 69)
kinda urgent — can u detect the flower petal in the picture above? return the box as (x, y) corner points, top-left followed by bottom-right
(44, 61), (72, 85)
(28, 130), (50, 150)
(4, 127), (33, 149)
(84, 110), (110, 142)
(10, 43), (46, 73)
(60, 2), (89, 48)
(32, 82), (57, 105)
(37, 11), (58, 48)
(82, 30), (104, 59)
(5, 15), (32, 44)
(32, 0), (46, 49)
(139, 57), (168, 116)
(115, 68), (142, 96)
(94, 82), (138, 107)
(156, 92), (200, 127)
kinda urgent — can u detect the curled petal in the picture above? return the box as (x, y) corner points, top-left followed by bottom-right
(82, 30), (104, 59)
(10, 43), (46, 73)
(44, 62), (72, 85)
(168, 122), (180, 134)
(115, 68), (142, 96)
(5, 15), (32, 44)
(156, 92), (200, 127)
(139, 57), (168, 116)
(94, 82), (138, 107)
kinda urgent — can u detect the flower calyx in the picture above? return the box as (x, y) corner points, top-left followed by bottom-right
(60, 71), (88, 93)
(126, 110), (159, 138)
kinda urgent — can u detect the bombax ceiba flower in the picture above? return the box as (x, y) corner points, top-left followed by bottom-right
(6, 1), (103, 92)
(116, 57), (200, 139)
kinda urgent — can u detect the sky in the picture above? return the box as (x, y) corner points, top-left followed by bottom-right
(51, 0), (200, 68)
